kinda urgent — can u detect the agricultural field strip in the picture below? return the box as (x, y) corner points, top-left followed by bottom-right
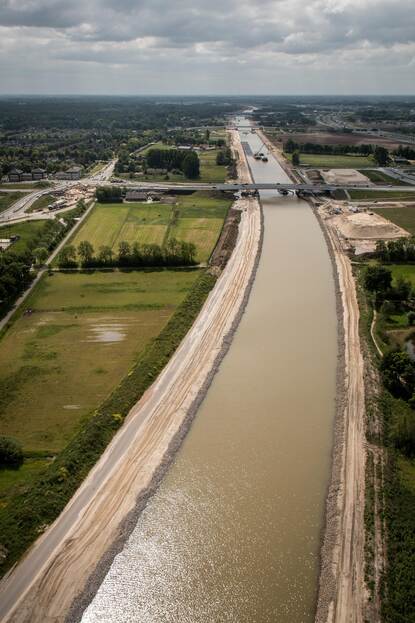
(68, 198), (229, 262)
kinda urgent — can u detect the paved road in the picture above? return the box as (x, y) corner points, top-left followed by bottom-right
(108, 180), (415, 193)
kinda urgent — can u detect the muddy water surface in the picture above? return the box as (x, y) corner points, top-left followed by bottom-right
(82, 118), (337, 623)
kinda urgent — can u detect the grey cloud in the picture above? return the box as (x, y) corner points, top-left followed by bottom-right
(0, 0), (414, 94)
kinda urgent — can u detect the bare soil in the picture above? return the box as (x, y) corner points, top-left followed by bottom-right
(321, 169), (370, 185)
(275, 132), (401, 150)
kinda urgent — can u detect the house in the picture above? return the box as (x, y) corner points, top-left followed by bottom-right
(55, 171), (71, 180)
(21, 172), (33, 182)
(147, 192), (162, 202)
(8, 168), (24, 182)
(32, 168), (47, 180)
(66, 166), (83, 180)
(125, 190), (148, 202)
(55, 166), (83, 181)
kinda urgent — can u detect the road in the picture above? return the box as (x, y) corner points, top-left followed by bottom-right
(0, 134), (261, 623)
(105, 180), (415, 193)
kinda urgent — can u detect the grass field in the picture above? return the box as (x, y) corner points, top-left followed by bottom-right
(359, 170), (408, 185)
(70, 204), (172, 250)
(349, 190), (415, 200)
(290, 153), (374, 168)
(373, 207), (415, 235)
(387, 264), (415, 287)
(0, 192), (29, 214)
(0, 219), (49, 254)
(68, 192), (230, 262)
(0, 269), (201, 463)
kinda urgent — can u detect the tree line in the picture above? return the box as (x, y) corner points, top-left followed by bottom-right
(57, 238), (197, 268)
(144, 148), (200, 179)
(284, 139), (375, 155)
(375, 237), (415, 263)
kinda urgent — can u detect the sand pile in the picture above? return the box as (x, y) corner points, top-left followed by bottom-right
(321, 169), (369, 185)
(333, 211), (409, 240)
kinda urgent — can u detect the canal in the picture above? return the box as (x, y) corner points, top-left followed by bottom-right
(82, 117), (338, 623)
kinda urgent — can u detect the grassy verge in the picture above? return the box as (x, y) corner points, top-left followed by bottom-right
(359, 170), (409, 185)
(0, 182), (51, 189)
(27, 193), (55, 213)
(0, 270), (216, 576)
(0, 192), (29, 214)
(381, 400), (415, 623)
(349, 190), (415, 201)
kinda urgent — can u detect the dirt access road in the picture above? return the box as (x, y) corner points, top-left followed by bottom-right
(0, 133), (261, 623)
(315, 206), (366, 623)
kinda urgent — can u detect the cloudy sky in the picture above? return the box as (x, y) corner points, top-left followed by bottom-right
(0, 0), (414, 95)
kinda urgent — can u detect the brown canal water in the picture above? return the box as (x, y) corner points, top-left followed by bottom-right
(82, 118), (338, 623)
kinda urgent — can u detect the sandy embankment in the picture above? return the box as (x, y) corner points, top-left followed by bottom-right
(0, 132), (262, 623)
(314, 206), (366, 623)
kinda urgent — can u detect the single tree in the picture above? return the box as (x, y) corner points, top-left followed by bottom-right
(78, 240), (94, 265)
(374, 146), (390, 166)
(292, 151), (300, 166)
(182, 152), (200, 179)
(118, 240), (131, 265)
(57, 245), (77, 267)
(364, 265), (392, 293)
(0, 436), (24, 469)
(98, 245), (113, 266)
(33, 247), (49, 265)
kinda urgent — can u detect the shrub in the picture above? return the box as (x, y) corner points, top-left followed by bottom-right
(0, 437), (24, 469)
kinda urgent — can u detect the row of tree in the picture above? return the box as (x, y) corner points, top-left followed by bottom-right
(284, 139), (376, 156)
(57, 238), (197, 268)
(145, 148), (200, 178)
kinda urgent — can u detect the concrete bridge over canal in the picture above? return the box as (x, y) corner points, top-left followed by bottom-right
(117, 181), (415, 195)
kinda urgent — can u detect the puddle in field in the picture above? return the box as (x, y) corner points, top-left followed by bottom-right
(63, 405), (80, 410)
(85, 323), (128, 344)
